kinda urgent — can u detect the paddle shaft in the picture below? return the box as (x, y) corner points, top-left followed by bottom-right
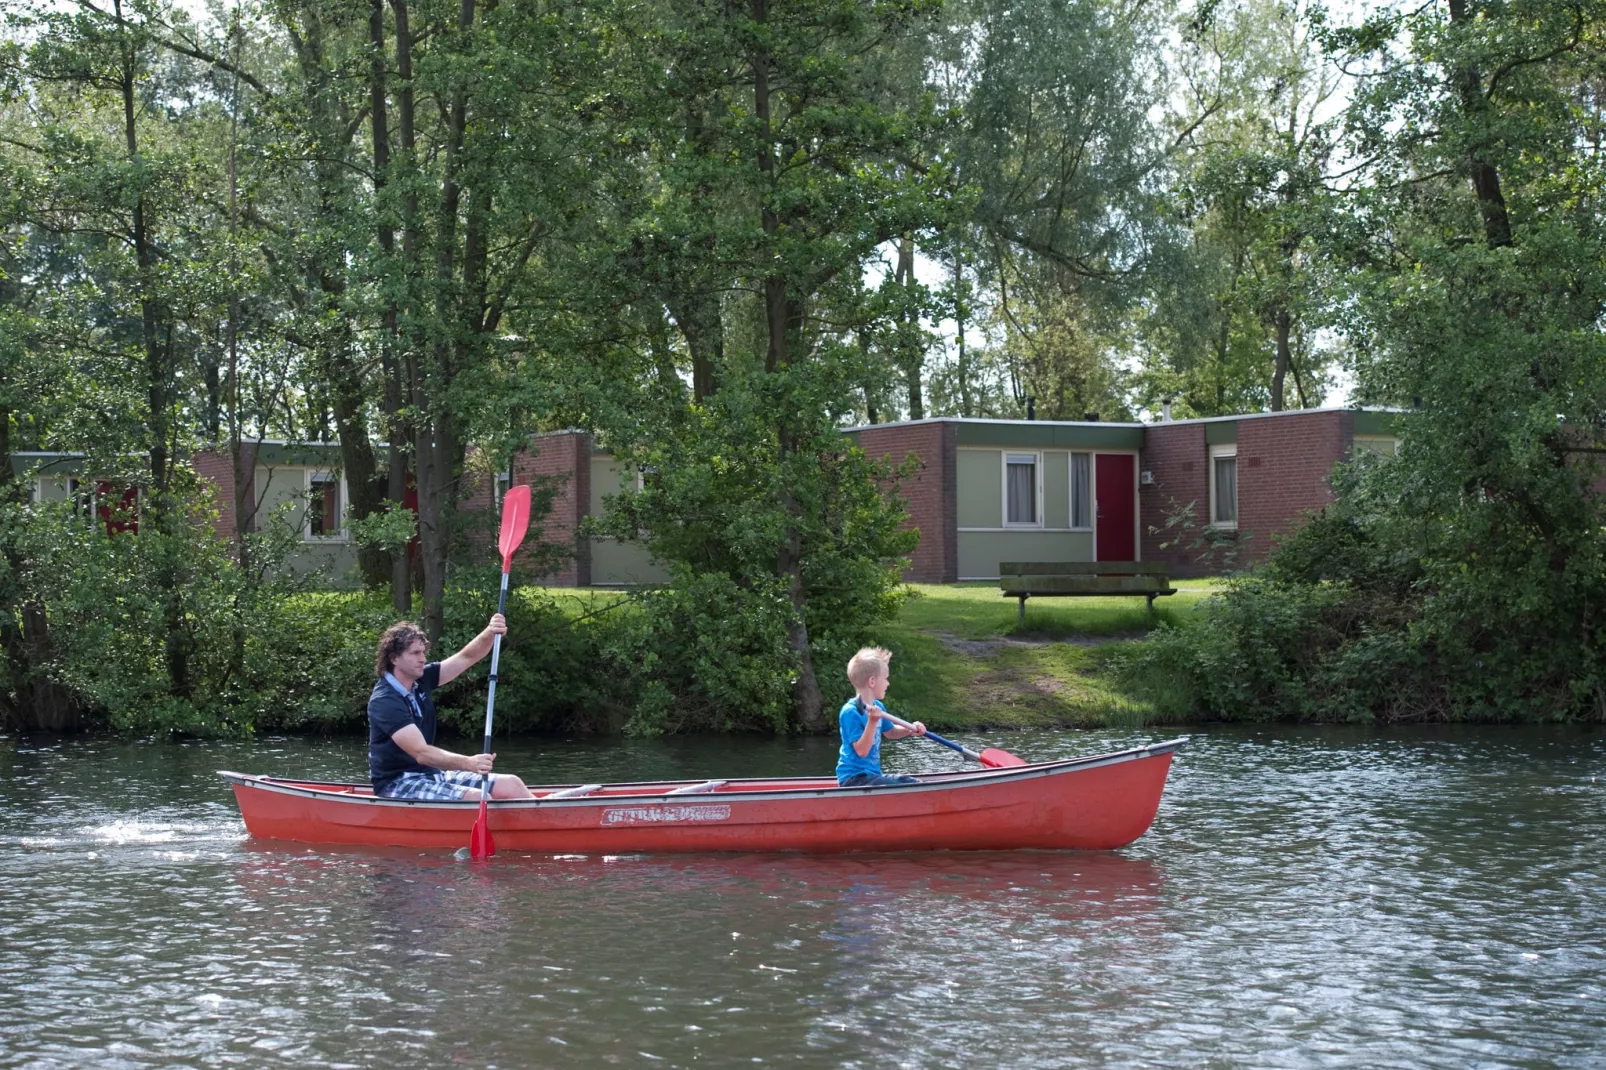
(877, 710), (985, 763)
(481, 569), (510, 771)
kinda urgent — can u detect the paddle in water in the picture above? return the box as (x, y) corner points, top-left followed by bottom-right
(469, 483), (533, 861)
(880, 711), (1026, 768)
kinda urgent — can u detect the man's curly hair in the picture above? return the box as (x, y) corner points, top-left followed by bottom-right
(375, 622), (430, 677)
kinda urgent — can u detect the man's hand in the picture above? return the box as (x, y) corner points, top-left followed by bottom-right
(439, 614), (509, 686)
(464, 752), (496, 775)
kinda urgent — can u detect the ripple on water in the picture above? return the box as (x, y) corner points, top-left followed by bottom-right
(0, 726), (1602, 1069)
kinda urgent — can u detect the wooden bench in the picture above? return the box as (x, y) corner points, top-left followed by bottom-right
(1000, 561), (1176, 619)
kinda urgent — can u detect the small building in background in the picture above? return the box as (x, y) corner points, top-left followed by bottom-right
(11, 407), (1400, 586)
(845, 407), (1402, 581)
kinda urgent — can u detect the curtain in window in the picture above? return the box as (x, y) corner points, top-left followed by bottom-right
(1006, 458), (1036, 524)
(1213, 457), (1237, 524)
(312, 480), (340, 537)
(1071, 453), (1091, 528)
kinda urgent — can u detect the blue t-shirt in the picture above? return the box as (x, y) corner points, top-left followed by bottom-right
(836, 697), (895, 783)
(368, 663), (443, 792)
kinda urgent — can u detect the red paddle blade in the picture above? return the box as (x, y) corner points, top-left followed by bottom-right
(469, 796), (495, 860)
(498, 485), (532, 572)
(979, 747), (1027, 768)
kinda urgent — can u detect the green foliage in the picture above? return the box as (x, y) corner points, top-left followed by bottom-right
(346, 499), (416, 556)
(596, 368), (919, 731)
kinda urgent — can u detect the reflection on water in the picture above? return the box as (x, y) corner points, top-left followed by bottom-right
(1, 725), (1603, 1068)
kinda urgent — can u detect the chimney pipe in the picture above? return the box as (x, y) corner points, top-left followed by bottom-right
(1084, 411), (1100, 422)
(1162, 399), (1173, 421)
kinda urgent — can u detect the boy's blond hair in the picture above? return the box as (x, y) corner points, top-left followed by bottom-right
(847, 647), (893, 689)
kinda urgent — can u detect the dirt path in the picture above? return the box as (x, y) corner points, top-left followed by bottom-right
(930, 631), (1126, 657)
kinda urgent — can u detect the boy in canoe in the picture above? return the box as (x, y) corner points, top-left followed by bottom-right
(836, 646), (927, 787)
(368, 616), (534, 801)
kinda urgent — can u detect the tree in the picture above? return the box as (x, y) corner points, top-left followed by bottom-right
(1137, 0), (1344, 418)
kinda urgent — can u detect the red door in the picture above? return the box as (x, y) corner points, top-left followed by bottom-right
(1095, 454), (1136, 561)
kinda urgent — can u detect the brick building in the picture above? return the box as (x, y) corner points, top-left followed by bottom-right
(14, 408), (1398, 586)
(847, 408), (1401, 581)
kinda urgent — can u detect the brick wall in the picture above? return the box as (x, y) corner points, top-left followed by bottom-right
(1140, 412), (1352, 576)
(522, 431), (590, 586)
(191, 444), (257, 541)
(1236, 410), (1350, 565)
(855, 421), (956, 583)
(1139, 422), (1211, 576)
(459, 431), (592, 585)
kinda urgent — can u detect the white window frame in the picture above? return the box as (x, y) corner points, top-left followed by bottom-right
(1353, 435), (1401, 458)
(304, 469), (349, 543)
(1208, 444), (1238, 530)
(1069, 451), (1092, 531)
(1002, 451), (1043, 528)
(494, 469), (513, 505)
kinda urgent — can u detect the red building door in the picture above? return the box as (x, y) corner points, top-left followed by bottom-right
(1094, 454), (1136, 561)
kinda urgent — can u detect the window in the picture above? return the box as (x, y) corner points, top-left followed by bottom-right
(1004, 453), (1040, 526)
(307, 471), (343, 539)
(1354, 435), (1401, 458)
(1209, 445), (1237, 527)
(1070, 452), (1091, 529)
(494, 469), (512, 505)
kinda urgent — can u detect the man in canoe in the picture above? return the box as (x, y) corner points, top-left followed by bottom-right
(368, 617), (534, 801)
(837, 646), (927, 787)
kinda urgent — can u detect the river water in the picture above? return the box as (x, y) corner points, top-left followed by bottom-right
(1, 726), (1601, 1068)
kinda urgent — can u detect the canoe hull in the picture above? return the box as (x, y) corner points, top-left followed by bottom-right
(221, 739), (1181, 854)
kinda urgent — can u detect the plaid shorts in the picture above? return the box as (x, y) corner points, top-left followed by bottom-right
(380, 770), (495, 802)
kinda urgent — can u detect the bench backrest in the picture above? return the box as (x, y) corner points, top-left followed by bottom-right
(999, 561), (1169, 576)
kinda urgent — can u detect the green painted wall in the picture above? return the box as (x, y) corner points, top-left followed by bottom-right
(253, 464), (359, 582)
(589, 456), (630, 514)
(954, 422), (1143, 450)
(957, 449), (1002, 528)
(590, 538), (669, 585)
(1204, 421), (1238, 445)
(587, 456), (669, 584)
(1043, 451), (1069, 528)
(957, 531), (1093, 579)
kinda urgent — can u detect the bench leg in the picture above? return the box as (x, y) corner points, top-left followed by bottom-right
(1018, 594), (1026, 621)
(1145, 593), (1156, 622)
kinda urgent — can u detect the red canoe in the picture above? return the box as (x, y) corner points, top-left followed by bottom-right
(219, 738), (1183, 854)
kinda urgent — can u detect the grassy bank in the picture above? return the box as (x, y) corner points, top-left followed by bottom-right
(519, 580), (1221, 732)
(877, 582), (1219, 731)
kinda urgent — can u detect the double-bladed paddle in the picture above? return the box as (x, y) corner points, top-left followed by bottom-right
(879, 710), (1027, 769)
(469, 483), (533, 861)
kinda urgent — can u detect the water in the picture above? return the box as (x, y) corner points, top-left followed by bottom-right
(1, 726), (1602, 1068)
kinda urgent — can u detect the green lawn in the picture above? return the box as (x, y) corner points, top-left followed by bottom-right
(881, 581), (1220, 730)
(520, 580), (1220, 731)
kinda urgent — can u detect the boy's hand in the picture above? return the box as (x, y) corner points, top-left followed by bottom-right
(865, 704), (884, 723)
(908, 721), (926, 736)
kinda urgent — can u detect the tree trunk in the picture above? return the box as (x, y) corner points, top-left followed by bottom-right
(370, 0), (410, 613)
(1447, 0), (1513, 250)
(393, 0), (424, 617)
(896, 235), (923, 420)
(410, 0), (478, 641)
(954, 248), (971, 417)
(752, 0), (823, 732)
(116, 0), (192, 700)
(287, 4), (388, 589)
(1271, 306), (1291, 411)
